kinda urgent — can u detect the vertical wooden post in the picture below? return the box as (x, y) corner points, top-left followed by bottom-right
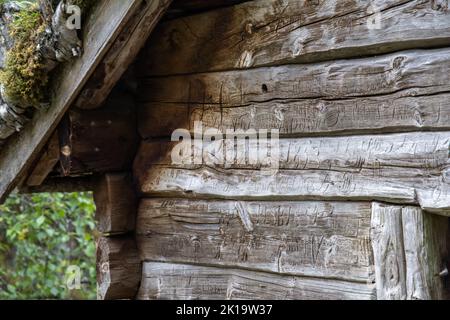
(371, 203), (448, 300)
(94, 172), (140, 300)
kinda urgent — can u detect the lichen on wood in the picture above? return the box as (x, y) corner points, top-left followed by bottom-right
(0, 0), (93, 140)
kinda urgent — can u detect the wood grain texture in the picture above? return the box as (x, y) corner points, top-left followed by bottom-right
(138, 92), (450, 139)
(137, 199), (373, 282)
(371, 203), (448, 300)
(139, 0), (450, 76)
(75, 0), (172, 109)
(26, 132), (60, 187)
(402, 206), (448, 300)
(138, 48), (450, 106)
(0, 0), (143, 204)
(370, 203), (407, 300)
(137, 262), (376, 300)
(94, 173), (137, 235)
(97, 236), (141, 300)
(134, 131), (450, 213)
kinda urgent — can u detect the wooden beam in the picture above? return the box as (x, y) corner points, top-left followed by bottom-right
(0, 0), (168, 204)
(94, 173), (137, 235)
(26, 131), (60, 187)
(97, 236), (141, 300)
(74, 0), (172, 109)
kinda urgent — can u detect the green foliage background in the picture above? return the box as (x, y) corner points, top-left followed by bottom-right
(0, 192), (96, 299)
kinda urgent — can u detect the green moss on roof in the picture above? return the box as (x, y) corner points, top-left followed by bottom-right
(0, 0), (94, 107)
(0, 5), (47, 106)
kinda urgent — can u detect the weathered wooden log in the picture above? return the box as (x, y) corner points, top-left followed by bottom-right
(371, 203), (448, 300)
(139, 0), (450, 76)
(135, 131), (450, 174)
(56, 89), (138, 176)
(138, 92), (450, 139)
(136, 198), (373, 282)
(138, 48), (450, 105)
(134, 130), (450, 213)
(94, 173), (136, 235)
(26, 131), (60, 186)
(97, 236), (141, 300)
(137, 262), (376, 300)
(370, 203), (407, 300)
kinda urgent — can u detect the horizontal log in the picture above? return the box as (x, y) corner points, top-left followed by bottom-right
(138, 48), (450, 107)
(26, 132), (60, 187)
(134, 131), (450, 213)
(139, 0), (450, 76)
(371, 203), (448, 300)
(97, 236), (141, 300)
(135, 131), (450, 175)
(136, 199), (373, 282)
(137, 262), (376, 300)
(138, 92), (450, 138)
(93, 173), (137, 235)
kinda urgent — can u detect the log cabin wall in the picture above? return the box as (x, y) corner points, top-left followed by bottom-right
(131, 0), (450, 300)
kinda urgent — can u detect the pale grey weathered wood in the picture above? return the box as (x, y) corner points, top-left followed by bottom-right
(370, 203), (407, 300)
(138, 48), (450, 105)
(138, 262), (376, 300)
(134, 130), (450, 213)
(136, 199), (373, 282)
(138, 92), (450, 138)
(371, 203), (448, 300)
(139, 0), (450, 76)
(402, 206), (448, 300)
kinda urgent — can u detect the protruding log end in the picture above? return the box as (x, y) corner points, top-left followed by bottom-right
(96, 236), (141, 300)
(94, 173), (137, 235)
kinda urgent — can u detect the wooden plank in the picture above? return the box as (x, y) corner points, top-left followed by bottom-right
(136, 199), (373, 282)
(402, 206), (448, 300)
(75, 0), (172, 110)
(0, 0), (145, 204)
(137, 48), (450, 105)
(370, 202), (407, 300)
(97, 236), (141, 300)
(94, 173), (137, 235)
(370, 203), (448, 300)
(138, 92), (450, 139)
(139, 0), (450, 76)
(137, 262), (376, 300)
(26, 131), (60, 187)
(134, 131), (450, 213)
